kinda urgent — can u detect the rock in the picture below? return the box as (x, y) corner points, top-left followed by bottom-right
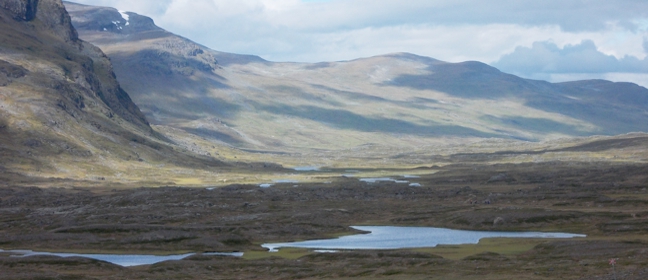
(1, 0), (38, 21)
(0, 60), (28, 79)
(1, 0), (79, 43)
(35, 0), (79, 42)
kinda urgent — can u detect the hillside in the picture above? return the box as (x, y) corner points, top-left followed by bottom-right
(0, 0), (227, 186)
(65, 2), (648, 156)
(3, 1), (647, 185)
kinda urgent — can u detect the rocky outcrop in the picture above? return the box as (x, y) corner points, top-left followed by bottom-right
(2, 0), (78, 42)
(34, 0), (78, 42)
(0, 0), (182, 179)
(1, 0), (38, 21)
(0, 60), (28, 86)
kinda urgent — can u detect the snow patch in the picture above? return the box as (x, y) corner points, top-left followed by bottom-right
(111, 21), (123, 30)
(118, 10), (130, 22)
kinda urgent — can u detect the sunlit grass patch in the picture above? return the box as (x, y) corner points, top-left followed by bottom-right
(174, 178), (204, 185)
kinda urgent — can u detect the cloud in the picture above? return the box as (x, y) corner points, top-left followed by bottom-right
(67, 0), (648, 88)
(71, 0), (173, 16)
(492, 40), (648, 75)
(69, 0), (648, 33)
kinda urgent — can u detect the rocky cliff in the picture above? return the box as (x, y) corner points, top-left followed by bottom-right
(0, 0), (224, 185)
(2, 0), (39, 21)
(3, 0), (78, 42)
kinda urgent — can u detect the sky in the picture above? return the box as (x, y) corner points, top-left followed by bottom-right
(71, 0), (648, 87)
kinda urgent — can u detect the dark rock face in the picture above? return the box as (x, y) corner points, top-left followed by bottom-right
(1, 0), (78, 42)
(1, 0), (39, 21)
(35, 0), (78, 42)
(0, 60), (28, 86)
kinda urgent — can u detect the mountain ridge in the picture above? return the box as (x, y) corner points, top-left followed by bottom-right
(64, 2), (648, 152)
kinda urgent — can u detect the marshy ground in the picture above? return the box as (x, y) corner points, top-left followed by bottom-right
(1, 159), (647, 279)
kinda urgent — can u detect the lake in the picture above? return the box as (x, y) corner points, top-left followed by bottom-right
(1, 249), (242, 267)
(262, 226), (586, 252)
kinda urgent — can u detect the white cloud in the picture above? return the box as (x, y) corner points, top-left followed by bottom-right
(493, 40), (648, 74)
(492, 40), (648, 87)
(68, 0), (648, 86)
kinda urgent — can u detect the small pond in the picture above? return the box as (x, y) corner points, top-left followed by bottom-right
(360, 178), (410, 184)
(1, 249), (242, 267)
(262, 226), (586, 252)
(259, 179), (299, 188)
(294, 166), (320, 171)
(273, 179), (299, 184)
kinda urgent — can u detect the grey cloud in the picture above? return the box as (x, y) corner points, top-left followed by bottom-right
(644, 38), (648, 54)
(294, 0), (648, 33)
(70, 0), (648, 33)
(492, 40), (648, 75)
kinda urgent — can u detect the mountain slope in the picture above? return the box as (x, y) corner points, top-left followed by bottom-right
(0, 0), (226, 186)
(65, 2), (648, 153)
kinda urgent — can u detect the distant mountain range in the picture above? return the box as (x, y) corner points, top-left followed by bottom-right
(63, 2), (648, 153)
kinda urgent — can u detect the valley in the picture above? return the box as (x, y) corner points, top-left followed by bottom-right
(1, 0), (647, 279)
(2, 158), (648, 279)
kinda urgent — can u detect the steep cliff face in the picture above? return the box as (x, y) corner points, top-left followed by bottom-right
(3, 0), (78, 42)
(0, 0), (224, 184)
(1, 0), (149, 128)
(1, 0), (39, 21)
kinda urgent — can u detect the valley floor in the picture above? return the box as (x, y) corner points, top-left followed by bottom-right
(1, 160), (647, 279)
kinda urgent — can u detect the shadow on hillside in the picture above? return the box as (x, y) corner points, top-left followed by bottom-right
(310, 84), (430, 110)
(384, 62), (648, 136)
(266, 85), (344, 106)
(182, 127), (246, 146)
(480, 115), (589, 136)
(139, 96), (242, 124)
(384, 61), (551, 99)
(252, 103), (501, 138)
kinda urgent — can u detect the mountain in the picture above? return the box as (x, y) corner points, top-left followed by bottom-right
(0, 0), (226, 186)
(64, 2), (648, 154)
